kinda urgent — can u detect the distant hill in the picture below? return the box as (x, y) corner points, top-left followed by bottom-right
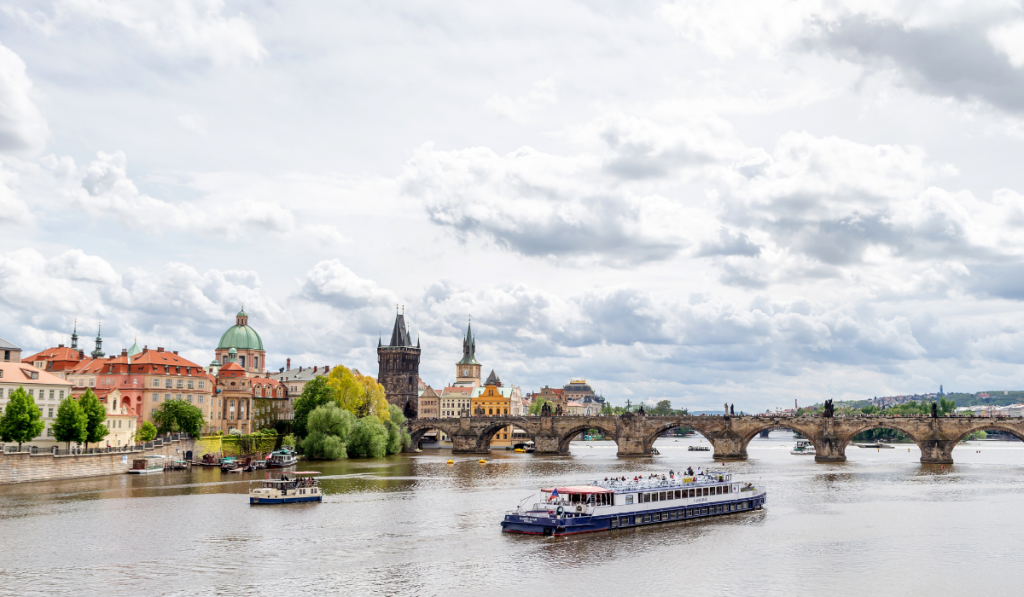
(944, 392), (1024, 407)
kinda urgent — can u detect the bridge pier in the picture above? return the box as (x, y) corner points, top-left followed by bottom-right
(919, 439), (955, 464)
(708, 436), (747, 460)
(451, 434), (489, 454)
(813, 435), (847, 462)
(616, 436), (649, 456)
(533, 435), (563, 455)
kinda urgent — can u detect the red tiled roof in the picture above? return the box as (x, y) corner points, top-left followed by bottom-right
(24, 346), (83, 363)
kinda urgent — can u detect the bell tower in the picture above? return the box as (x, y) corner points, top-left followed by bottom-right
(455, 318), (481, 387)
(377, 307), (421, 418)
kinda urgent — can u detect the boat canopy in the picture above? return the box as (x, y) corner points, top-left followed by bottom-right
(289, 471), (321, 476)
(541, 486), (613, 495)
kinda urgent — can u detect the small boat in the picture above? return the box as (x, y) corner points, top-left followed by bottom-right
(267, 448), (298, 468)
(791, 440), (816, 455)
(501, 470), (766, 536)
(688, 446), (710, 452)
(512, 441), (535, 453)
(198, 454), (220, 466)
(167, 460), (189, 470)
(857, 442), (895, 449)
(220, 457), (240, 471)
(128, 455), (166, 474)
(249, 472), (323, 504)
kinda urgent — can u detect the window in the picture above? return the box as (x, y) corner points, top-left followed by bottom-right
(176, 394), (182, 400)
(59, 391), (64, 399)
(176, 379), (183, 389)
(199, 381), (205, 389)
(187, 395), (193, 403)
(48, 408), (53, 418)
(198, 396), (204, 404)
(254, 357), (258, 369)
(164, 379), (171, 388)
(660, 491), (666, 500)
(88, 378), (95, 387)
(701, 507), (707, 515)
(49, 389), (54, 399)
(28, 389), (33, 397)
(153, 378), (160, 387)
(153, 394), (159, 402)
(165, 394), (170, 400)
(47, 427), (54, 437)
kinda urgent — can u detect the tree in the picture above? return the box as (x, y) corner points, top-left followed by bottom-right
(136, 421), (157, 442)
(151, 399), (205, 436)
(301, 403), (355, 460)
(651, 400), (674, 416)
(51, 396), (87, 450)
(529, 397), (553, 415)
(78, 389), (109, 449)
(0, 387), (45, 451)
(347, 415), (388, 458)
(328, 366), (391, 423)
(292, 376), (337, 438)
(385, 404), (410, 455)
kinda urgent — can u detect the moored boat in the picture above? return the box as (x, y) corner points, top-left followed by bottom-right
(791, 440), (816, 455)
(249, 472), (322, 504)
(501, 470), (766, 536)
(128, 455), (166, 474)
(267, 447), (298, 468)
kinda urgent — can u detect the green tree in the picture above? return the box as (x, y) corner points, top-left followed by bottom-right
(300, 403), (355, 460)
(328, 365), (391, 423)
(0, 387), (46, 451)
(151, 399), (205, 436)
(347, 415), (388, 458)
(282, 433), (298, 448)
(651, 400), (674, 416)
(385, 404), (410, 455)
(529, 397), (553, 415)
(77, 389), (109, 449)
(136, 421), (157, 442)
(291, 376), (337, 438)
(51, 396), (88, 450)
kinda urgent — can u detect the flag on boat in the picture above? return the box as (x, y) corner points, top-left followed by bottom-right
(549, 488), (559, 500)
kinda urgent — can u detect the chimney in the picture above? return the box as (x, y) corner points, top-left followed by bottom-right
(157, 347), (164, 352)
(173, 351), (178, 355)
(121, 349), (128, 356)
(299, 366), (303, 372)
(325, 366), (330, 373)
(79, 349), (84, 358)
(314, 366), (318, 373)
(59, 344), (64, 348)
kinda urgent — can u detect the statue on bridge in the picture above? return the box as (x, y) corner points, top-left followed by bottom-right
(555, 405), (564, 416)
(541, 402), (552, 417)
(637, 405), (645, 416)
(730, 404), (735, 416)
(823, 399), (834, 418)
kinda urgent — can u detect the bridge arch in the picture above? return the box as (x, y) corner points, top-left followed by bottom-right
(839, 420), (927, 455)
(557, 423), (618, 453)
(948, 421), (1024, 445)
(474, 418), (536, 452)
(406, 419), (462, 451)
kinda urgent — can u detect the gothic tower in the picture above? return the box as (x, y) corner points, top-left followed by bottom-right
(455, 318), (481, 387)
(377, 308), (421, 418)
(91, 322), (105, 359)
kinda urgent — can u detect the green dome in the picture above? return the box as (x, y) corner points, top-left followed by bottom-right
(218, 325), (264, 351)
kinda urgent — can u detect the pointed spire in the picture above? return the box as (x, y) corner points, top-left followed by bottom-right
(389, 311), (412, 347)
(91, 321), (105, 358)
(416, 334), (421, 349)
(458, 316), (479, 365)
(70, 317), (79, 349)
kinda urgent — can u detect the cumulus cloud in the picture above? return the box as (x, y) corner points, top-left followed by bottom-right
(299, 259), (396, 310)
(60, 0), (266, 66)
(0, 41), (48, 153)
(400, 143), (698, 266)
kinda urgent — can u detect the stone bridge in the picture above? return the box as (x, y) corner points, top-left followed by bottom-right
(406, 413), (1024, 464)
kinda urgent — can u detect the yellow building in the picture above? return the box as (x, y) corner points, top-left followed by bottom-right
(471, 370), (523, 448)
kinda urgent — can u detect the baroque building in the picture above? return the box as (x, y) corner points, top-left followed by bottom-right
(377, 310), (421, 418)
(215, 309), (265, 374)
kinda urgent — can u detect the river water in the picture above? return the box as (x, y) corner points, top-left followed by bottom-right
(1, 434), (1023, 596)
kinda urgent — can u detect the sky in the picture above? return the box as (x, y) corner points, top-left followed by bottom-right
(2, 0), (1024, 412)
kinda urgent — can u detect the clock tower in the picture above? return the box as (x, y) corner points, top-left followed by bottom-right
(455, 318), (481, 387)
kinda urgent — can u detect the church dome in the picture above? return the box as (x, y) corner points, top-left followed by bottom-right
(218, 308), (264, 351)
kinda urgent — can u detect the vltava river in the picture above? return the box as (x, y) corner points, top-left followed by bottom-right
(2, 433), (1023, 596)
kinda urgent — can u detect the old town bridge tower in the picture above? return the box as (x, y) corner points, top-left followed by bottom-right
(377, 309), (421, 419)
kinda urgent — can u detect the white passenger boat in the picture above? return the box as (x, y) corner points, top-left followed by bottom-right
(128, 455), (166, 474)
(791, 439), (816, 455)
(501, 470), (766, 536)
(249, 472), (322, 504)
(267, 447), (298, 468)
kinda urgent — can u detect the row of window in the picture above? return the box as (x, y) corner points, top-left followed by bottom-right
(609, 501), (752, 528)
(17, 388), (66, 401)
(151, 378), (206, 390)
(151, 393), (204, 404)
(632, 485), (731, 504)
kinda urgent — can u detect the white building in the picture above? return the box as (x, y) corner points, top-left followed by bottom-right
(0, 361), (74, 449)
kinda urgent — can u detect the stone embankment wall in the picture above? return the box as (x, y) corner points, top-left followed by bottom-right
(0, 437), (196, 485)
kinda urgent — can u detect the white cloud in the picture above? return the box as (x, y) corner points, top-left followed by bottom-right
(987, 20), (1024, 68)
(299, 259), (396, 310)
(485, 78), (557, 122)
(0, 41), (48, 153)
(59, 0), (267, 66)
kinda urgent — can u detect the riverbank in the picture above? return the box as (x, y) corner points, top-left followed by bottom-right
(0, 437), (195, 484)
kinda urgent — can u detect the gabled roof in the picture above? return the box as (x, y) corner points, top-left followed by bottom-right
(24, 345), (82, 364)
(0, 362), (72, 386)
(0, 337), (21, 350)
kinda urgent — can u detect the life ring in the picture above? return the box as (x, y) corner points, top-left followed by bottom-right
(576, 505), (584, 513)
(556, 505), (564, 516)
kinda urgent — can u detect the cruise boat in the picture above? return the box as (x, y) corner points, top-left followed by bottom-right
(501, 470), (766, 536)
(128, 455), (166, 474)
(267, 447), (298, 468)
(249, 472), (322, 504)
(791, 439), (816, 455)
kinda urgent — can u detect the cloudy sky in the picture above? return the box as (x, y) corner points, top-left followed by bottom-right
(3, 0), (1024, 411)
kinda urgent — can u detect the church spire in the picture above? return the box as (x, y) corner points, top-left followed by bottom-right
(70, 317), (78, 350)
(91, 321), (105, 358)
(389, 309), (412, 347)
(458, 317), (479, 365)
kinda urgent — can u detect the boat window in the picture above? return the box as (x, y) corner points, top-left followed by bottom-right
(652, 492), (658, 502)
(644, 493), (651, 503)
(701, 507), (707, 515)
(625, 495), (633, 505)
(659, 491), (665, 501)
(620, 516), (629, 526)
(611, 517), (618, 528)
(723, 485), (729, 494)
(674, 490), (681, 499)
